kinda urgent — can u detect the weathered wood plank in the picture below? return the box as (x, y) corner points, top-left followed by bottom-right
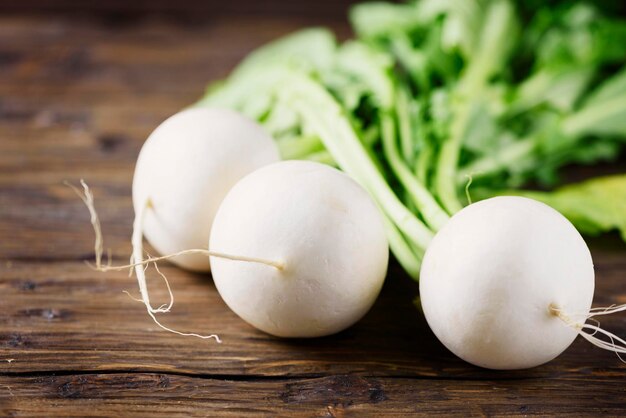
(1, 256), (625, 378)
(1, 12), (626, 417)
(0, 16), (349, 260)
(0, 14), (625, 381)
(1, 373), (625, 417)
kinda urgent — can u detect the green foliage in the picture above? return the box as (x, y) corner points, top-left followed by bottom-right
(483, 175), (626, 241)
(197, 0), (626, 278)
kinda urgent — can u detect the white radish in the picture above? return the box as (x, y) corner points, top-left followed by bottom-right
(419, 196), (626, 369)
(115, 107), (278, 339)
(209, 160), (389, 337)
(132, 107), (280, 272)
(71, 159), (388, 340)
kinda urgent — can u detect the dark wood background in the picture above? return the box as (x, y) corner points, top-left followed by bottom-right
(0, 0), (362, 17)
(1, 2), (626, 416)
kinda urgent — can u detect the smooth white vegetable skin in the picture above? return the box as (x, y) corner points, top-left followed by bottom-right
(132, 108), (279, 271)
(209, 160), (389, 337)
(420, 196), (594, 370)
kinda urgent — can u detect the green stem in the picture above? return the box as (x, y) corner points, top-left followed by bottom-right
(435, 0), (516, 214)
(415, 140), (433, 186)
(435, 106), (469, 214)
(396, 86), (416, 165)
(304, 150), (336, 166)
(381, 113), (450, 231)
(390, 34), (430, 94)
(381, 214), (422, 280)
(280, 73), (435, 251)
(276, 136), (325, 160)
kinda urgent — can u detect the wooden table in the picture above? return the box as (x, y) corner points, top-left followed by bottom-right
(1, 10), (625, 417)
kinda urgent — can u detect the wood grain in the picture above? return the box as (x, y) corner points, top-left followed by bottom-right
(1, 12), (626, 417)
(2, 374), (626, 417)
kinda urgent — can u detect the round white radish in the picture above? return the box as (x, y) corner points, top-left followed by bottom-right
(419, 196), (594, 370)
(209, 160), (389, 337)
(132, 107), (280, 271)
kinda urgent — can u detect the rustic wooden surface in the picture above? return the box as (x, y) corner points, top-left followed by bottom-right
(1, 11), (626, 417)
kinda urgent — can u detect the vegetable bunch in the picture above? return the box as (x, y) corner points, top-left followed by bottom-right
(197, 0), (626, 279)
(71, 0), (626, 366)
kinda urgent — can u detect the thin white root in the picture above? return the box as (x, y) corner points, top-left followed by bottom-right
(152, 261), (174, 313)
(579, 324), (626, 355)
(66, 180), (175, 314)
(131, 198), (164, 314)
(145, 308), (221, 343)
(130, 196), (221, 341)
(128, 254), (134, 277)
(67, 180), (283, 343)
(66, 180), (221, 342)
(586, 304), (626, 317)
(122, 290), (144, 303)
(65, 180), (106, 268)
(550, 303), (626, 363)
(91, 248), (286, 272)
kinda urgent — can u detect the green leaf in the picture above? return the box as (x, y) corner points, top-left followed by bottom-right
(333, 41), (395, 110)
(231, 28), (336, 79)
(486, 175), (626, 241)
(562, 67), (626, 137)
(510, 67), (595, 114)
(349, 2), (421, 39)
